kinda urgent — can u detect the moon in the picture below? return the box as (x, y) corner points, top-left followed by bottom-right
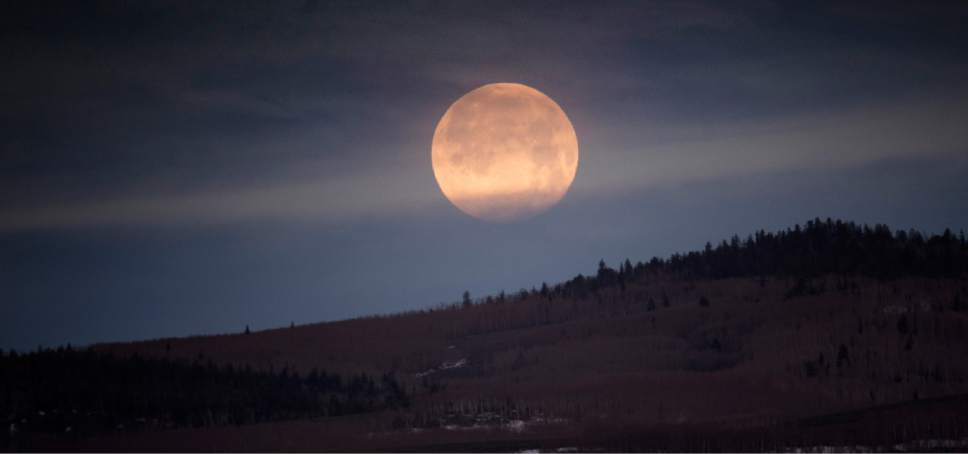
(431, 83), (579, 222)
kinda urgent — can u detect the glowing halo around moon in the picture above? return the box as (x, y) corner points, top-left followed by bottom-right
(431, 83), (579, 222)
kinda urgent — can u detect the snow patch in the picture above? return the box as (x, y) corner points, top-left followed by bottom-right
(414, 358), (468, 377)
(784, 437), (968, 453)
(442, 423), (488, 431)
(506, 419), (526, 433)
(441, 358), (468, 370)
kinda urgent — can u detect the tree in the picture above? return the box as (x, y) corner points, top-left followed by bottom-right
(244, 325), (251, 335)
(837, 344), (850, 367)
(709, 338), (722, 352)
(462, 290), (472, 308)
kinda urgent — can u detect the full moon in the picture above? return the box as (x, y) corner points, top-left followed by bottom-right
(431, 83), (579, 221)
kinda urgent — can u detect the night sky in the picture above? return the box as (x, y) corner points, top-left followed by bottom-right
(3, 1), (968, 351)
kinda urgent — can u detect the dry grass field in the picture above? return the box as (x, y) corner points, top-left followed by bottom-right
(61, 272), (967, 452)
(10, 221), (968, 451)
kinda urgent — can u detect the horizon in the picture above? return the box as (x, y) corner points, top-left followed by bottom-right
(7, 217), (966, 352)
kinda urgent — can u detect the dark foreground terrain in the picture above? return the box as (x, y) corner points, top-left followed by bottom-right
(5, 219), (968, 452)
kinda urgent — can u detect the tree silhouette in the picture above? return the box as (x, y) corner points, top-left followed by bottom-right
(0, 347), (409, 440)
(580, 218), (968, 285)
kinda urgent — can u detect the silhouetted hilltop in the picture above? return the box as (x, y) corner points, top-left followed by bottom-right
(6, 219), (968, 452)
(541, 218), (968, 306)
(616, 218), (967, 281)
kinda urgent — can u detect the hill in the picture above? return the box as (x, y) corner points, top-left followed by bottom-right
(5, 218), (968, 451)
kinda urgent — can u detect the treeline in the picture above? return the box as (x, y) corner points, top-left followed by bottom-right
(1, 346), (408, 442)
(416, 219), (967, 338)
(661, 218), (967, 280)
(553, 219), (967, 299)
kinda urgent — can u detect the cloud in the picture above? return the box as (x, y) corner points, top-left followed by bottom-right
(3, 1), (968, 232)
(0, 162), (440, 232)
(8, 86), (964, 233)
(577, 89), (968, 196)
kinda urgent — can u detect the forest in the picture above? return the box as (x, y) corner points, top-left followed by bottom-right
(568, 218), (968, 298)
(0, 347), (408, 447)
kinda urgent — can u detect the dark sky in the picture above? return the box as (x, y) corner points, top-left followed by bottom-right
(3, 1), (968, 351)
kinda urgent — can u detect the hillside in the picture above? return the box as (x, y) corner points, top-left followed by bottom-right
(6, 219), (968, 452)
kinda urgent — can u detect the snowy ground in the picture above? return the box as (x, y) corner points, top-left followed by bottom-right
(785, 437), (968, 453)
(415, 357), (468, 377)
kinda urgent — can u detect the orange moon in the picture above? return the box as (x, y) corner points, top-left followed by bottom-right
(431, 83), (579, 221)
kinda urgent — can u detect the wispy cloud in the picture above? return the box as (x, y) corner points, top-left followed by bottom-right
(578, 90), (968, 196)
(3, 1), (967, 232)
(7, 88), (964, 232)
(0, 163), (440, 232)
